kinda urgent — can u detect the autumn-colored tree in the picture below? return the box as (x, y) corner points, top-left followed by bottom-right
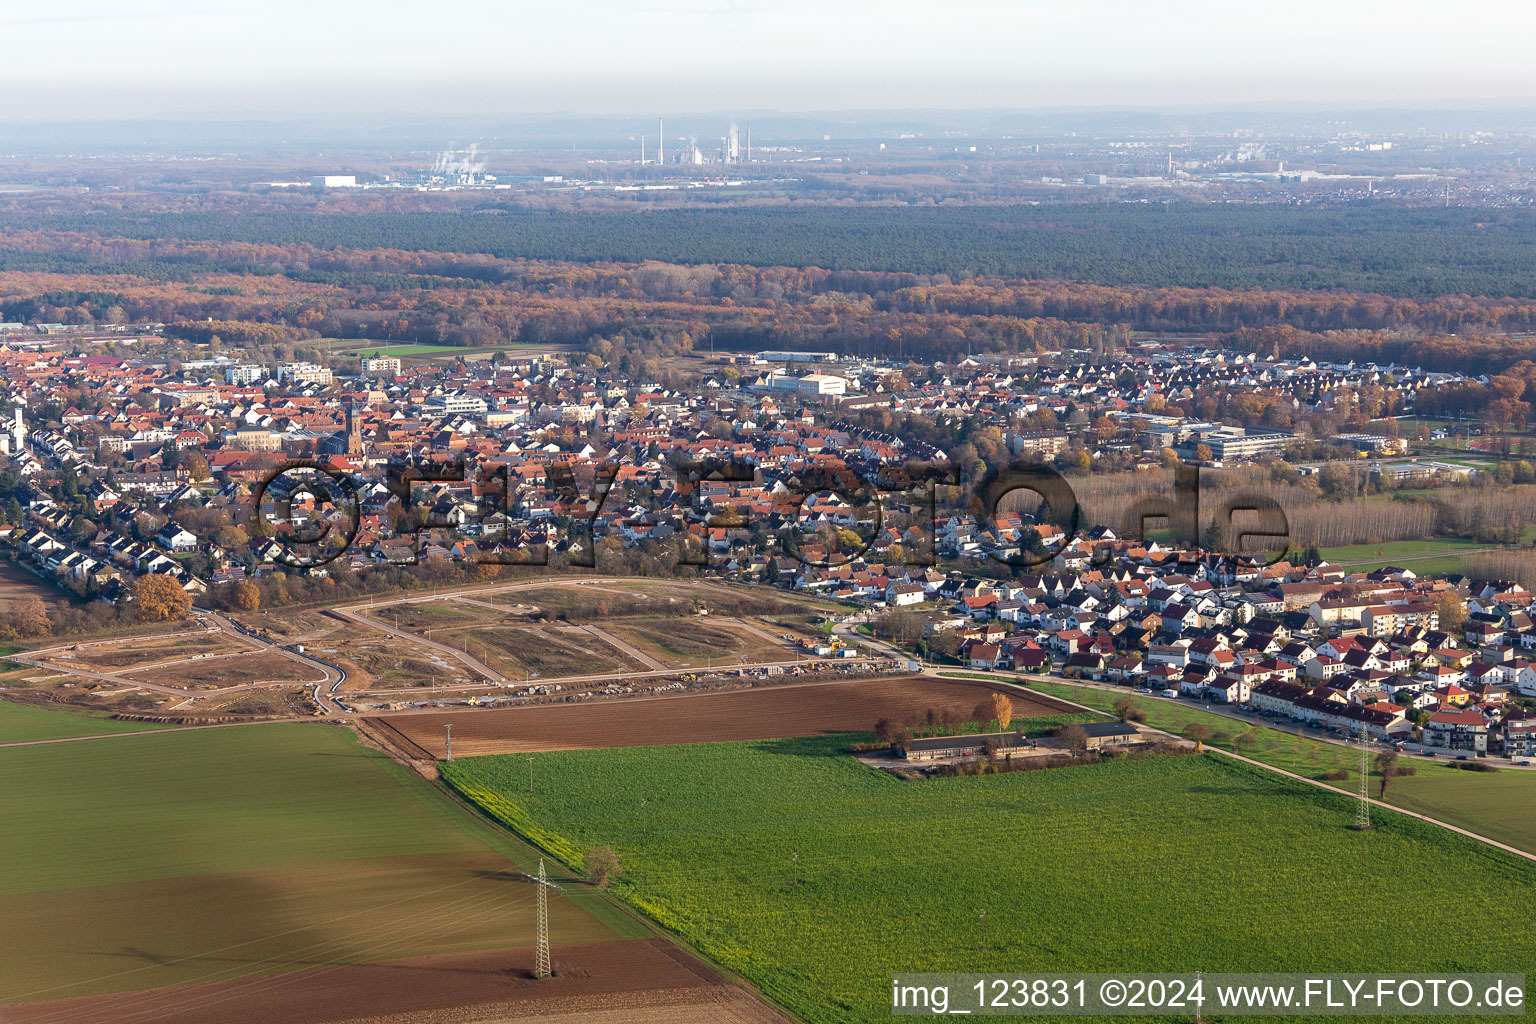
(180, 449), (211, 482)
(14, 595), (51, 638)
(230, 579), (260, 612)
(834, 527), (865, 554)
(134, 574), (192, 621)
(216, 525), (249, 550)
(1182, 723), (1213, 752)
(990, 692), (1013, 730)
(1431, 591), (1468, 634)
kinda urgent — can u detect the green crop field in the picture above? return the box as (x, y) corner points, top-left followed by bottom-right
(1344, 554), (1476, 576)
(444, 737), (1536, 1024)
(0, 698), (177, 744)
(1317, 538), (1489, 569)
(1388, 767), (1536, 855)
(1025, 677), (1382, 777)
(1022, 677), (1536, 856)
(0, 721), (638, 1006)
(321, 338), (573, 359)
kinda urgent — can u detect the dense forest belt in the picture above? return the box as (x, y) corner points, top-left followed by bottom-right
(16, 203), (1536, 298)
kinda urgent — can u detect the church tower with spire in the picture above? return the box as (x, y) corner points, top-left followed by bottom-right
(345, 401), (362, 455)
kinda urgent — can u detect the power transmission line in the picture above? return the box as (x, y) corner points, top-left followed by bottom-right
(521, 858), (566, 979)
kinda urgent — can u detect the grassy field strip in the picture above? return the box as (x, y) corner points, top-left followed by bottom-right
(994, 675), (1536, 858)
(445, 736), (1536, 1024)
(1315, 538), (1494, 574)
(0, 699), (177, 745)
(1380, 771), (1536, 855)
(1316, 538), (1490, 563)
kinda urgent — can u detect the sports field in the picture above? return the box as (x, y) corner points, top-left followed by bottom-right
(0, 721), (641, 1006)
(445, 737), (1536, 1024)
(0, 698), (176, 744)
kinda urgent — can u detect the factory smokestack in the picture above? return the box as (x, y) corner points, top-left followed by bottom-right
(657, 117), (664, 165)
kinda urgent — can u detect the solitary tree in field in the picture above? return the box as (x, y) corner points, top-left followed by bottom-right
(584, 846), (622, 888)
(1183, 723), (1213, 752)
(990, 692), (1013, 731)
(1111, 695), (1147, 723)
(1375, 751), (1401, 798)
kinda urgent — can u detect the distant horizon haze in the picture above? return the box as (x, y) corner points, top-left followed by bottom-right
(5, 0), (1536, 119)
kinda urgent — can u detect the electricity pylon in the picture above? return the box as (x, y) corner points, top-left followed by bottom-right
(1351, 729), (1373, 831)
(522, 858), (565, 978)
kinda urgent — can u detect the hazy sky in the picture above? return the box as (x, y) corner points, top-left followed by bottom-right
(8, 0), (1536, 118)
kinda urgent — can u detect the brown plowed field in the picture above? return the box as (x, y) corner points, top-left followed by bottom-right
(380, 676), (1075, 757)
(0, 939), (788, 1024)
